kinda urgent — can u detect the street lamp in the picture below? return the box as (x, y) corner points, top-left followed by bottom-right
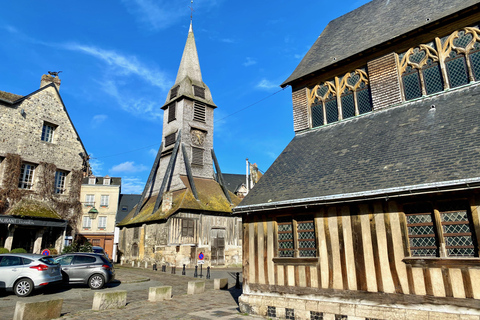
(88, 207), (99, 220)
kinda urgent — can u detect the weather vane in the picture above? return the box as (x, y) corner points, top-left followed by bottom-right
(189, 0), (194, 21)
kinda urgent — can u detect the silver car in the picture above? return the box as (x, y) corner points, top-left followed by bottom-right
(55, 253), (115, 289)
(0, 253), (62, 297)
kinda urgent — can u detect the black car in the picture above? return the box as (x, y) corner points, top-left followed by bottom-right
(54, 253), (115, 289)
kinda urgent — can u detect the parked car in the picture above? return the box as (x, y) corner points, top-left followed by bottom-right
(92, 246), (109, 260)
(54, 253), (115, 289)
(0, 253), (62, 297)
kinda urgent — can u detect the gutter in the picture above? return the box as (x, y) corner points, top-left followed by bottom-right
(234, 177), (480, 214)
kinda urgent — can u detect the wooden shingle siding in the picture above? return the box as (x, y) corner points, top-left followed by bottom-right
(292, 87), (309, 132)
(243, 198), (480, 300)
(367, 53), (403, 110)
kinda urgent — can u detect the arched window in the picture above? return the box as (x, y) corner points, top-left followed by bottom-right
(399, 25), (480, 101)
(308, 69), (373, 129)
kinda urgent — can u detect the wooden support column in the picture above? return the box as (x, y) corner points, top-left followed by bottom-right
(211, 149), (232, 204)
(153, 131), (182, 214)
(181, 143), (198, 200)
(133, 143), (163, 217)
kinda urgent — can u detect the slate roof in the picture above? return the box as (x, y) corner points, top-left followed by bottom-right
(118, 176), (241, 226)
(222, 173), (246, 194)
(82, 176), (122, 186)
(116, 194), (142, 224)
(0, 90), (23, 103)
(235, 83), (480, 212)
(282, 0), (480, 87)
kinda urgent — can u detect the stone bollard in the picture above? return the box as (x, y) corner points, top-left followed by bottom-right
(148, 286), (172, 302)
(214, 278), (228, 290)
(131, 261), (135, 267)
(137, 261), (141, 268)
(92, 290), (127, 310)
(13, 299), (63, 320)
(187, 280), (205, 294)
(145, 261), (148, 269)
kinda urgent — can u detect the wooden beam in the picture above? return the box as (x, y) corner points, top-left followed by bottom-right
(133, 143), (163, 218)
(181, 143), (198, 200)
(211, 149), (232, 204)
(152, 130), (181, 214)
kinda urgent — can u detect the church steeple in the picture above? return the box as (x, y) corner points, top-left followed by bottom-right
(163, 22), (216, 108)
(175, 22), (202, 84)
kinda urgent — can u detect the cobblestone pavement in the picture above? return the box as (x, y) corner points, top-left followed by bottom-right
(0, 265), (263, 320)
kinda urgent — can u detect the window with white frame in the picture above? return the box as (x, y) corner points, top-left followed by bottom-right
(41, 122), (56, 143)
(54, 171), (67, 194)
(85, 194), (95, 207)
(88, 176), (95, 185)
(82, 216), (92, 229)
(18, 163), (36, 189)
(100, 195), (109, 207)
(103, 177), (110, 185)
(98, 216), (107, 229)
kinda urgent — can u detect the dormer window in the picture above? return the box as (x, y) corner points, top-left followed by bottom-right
(398, 25), (480, 102)
(309, 68), (372, 128)
(193, 102), (206, 122)
(193, 85), (205, 99)
(88, 176), (96, 185)
(103, 176), (111, 186)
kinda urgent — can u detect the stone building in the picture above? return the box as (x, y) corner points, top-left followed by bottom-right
(0, 75), (89, 253)
(77, 175), (121, 258)
(234, 1), (480, 319)
(118, 23), (243, 267)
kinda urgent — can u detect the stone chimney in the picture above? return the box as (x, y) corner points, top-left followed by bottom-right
(40, 74), (61, 90)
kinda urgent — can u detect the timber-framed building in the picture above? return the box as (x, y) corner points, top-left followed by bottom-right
(117, 23), (243, 267)
(234, 1), (480, 319)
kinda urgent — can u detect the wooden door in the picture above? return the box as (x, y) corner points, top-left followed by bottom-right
(210, 229), (225, 265)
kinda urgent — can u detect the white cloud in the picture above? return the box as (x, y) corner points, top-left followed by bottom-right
(121, 0), (222, 31)
(111, 161), (148, 173)
(243, 57), (257, 67)
(89, 155), (104, 176)
(148, 148), (158, 157)
(256, 79), (278, 90)
(121, 0), (185, 31)
(91, 114), (108, 127)
(64, 43), (171, 90)
(121, 177), (145, 194)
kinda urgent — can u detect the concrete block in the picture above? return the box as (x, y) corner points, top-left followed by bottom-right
(92, 290), (127, 310)
(13, 299), (63, 320)
(214, 278), (228, 290)
(187, 281), (205, 294)
(148, 286), (172, 302)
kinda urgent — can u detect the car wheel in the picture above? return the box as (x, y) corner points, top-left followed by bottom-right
(89, 274), (105, 289)
(14, 278), (33, 297)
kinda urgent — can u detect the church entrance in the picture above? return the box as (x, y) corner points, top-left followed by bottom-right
(210, 228), (225, 265)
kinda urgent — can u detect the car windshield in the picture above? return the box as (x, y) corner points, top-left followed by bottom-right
(39, 257), (57, 265)
(93, 248), (103, 253)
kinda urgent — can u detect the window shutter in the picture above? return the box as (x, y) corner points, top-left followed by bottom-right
(193, 102), (206, 122)
(193, 85), (205, 98)
(191, 147), (204, 165)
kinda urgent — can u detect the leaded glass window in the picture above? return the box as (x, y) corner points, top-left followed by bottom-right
(399, 25), (480, 101)
(309, 69), (372, 129)
(404, 201), (477, 258)
(277, 216), (317, 258)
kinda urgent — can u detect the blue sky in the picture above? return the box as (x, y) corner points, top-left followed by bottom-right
(1, 0), (370, 194)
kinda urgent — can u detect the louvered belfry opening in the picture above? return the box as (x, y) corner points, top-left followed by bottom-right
(191, 147), (204, 165)
(170, 85), (179, 99)
(168, 103), (176, 123)
(193, 85), (205, 98)
(165, 132), (176, 147)
(193, 101), (206, 122)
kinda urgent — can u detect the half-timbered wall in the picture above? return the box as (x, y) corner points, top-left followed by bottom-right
(240, 193), (480, 319)
(119, 214), (242, 267)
